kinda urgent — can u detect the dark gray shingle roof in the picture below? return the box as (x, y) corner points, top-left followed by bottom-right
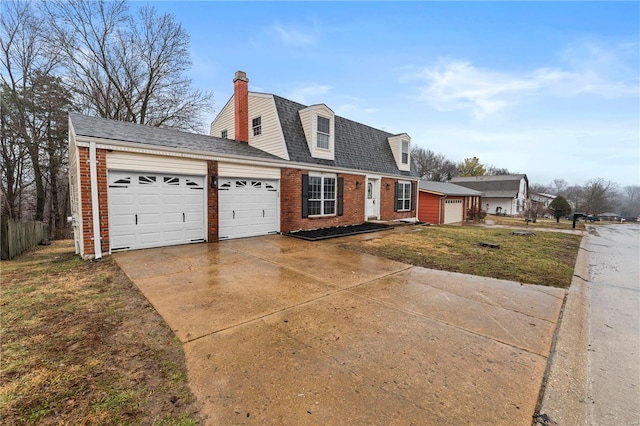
(449, 174), (527, 195)
(273, 95), (415, 177)
(69, 112), (282, 161)
(419, 180), (484, 196)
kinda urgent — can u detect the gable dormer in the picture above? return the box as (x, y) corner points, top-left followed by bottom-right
(387, 133), (411, 171)
(298, 104), (335, 160)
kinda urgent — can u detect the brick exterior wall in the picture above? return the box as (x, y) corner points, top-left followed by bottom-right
(281, 168), (366, 233)
(207, 160), (219, 242)
(418, 191), (441, 224)
(234, 73), (249, 142)
(379, 177), (416, 221)
(78, 147), (109, 257)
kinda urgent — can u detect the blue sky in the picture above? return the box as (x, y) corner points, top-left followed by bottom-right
(152, 1), (639, 188)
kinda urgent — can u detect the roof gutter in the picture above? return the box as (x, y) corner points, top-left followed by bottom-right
(89, 141), (102, 259)
(74, 135), (419, 181)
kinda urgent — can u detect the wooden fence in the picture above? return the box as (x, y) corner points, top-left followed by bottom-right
(0, 220), (49, 260)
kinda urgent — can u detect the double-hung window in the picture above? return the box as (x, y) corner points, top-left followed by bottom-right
(396, 181), (411, 211)
(252, 117), (262, 136)
(317, 116), (330, 149)
(308, 174), (336, 216)
(221, 129), (228, 138)
(401, 140), (409, 164)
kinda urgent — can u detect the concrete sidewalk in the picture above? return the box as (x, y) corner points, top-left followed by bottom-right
(115, 233), (565, 425)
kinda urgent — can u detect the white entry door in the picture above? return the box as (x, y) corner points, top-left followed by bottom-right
(218, 178), (279, 239)
(108, 171), (206, 251)
(366, 179), (379, 219)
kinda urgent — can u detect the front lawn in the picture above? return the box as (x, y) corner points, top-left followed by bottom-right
(342, 226), (582, 287)
(487, 214), (586, 230)
(0, 241), (202, 425)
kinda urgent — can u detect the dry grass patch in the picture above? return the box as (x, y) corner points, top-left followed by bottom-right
(342, 226), (582, 287)
(488, 214), (586, 231)
(1, 241), (202, 425)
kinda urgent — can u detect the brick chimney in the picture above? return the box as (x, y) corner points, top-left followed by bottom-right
(234, 71), (249, 142)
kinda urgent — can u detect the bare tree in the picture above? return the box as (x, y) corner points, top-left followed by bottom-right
(1, 1), (59, 221)
(619, 185), (640, 218)
(46, 0), (213, 132)
(580, 178), (619, 214)
(486, 165), (511, 176)
(411, 147), (458, 181)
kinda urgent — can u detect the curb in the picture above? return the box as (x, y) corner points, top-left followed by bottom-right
(534, 232), (590, 425)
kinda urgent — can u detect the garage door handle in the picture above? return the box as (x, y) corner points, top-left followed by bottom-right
(135, 214), (138, 225)
(263, 209), (265, 217)
(233, 210), (235, 219)
(183, 212), (185, 223)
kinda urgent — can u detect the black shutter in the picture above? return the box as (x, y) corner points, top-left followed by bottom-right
(394, 181), (399, 212)
(411, 181), (417, 210)
(337, 177), (344, 216)
(302, 174), (309, 218)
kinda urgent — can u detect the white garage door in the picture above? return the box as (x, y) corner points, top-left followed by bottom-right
(444, 199), (464, 224)
(108, 171), (206, 251)
(218, 178), (279, 240)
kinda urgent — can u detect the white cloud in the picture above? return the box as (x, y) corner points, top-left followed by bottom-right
(286, 84), (332, 104)
(270, 23), (317, 46)
(404, 42), (639, 119)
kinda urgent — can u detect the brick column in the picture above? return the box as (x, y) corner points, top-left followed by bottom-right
(78, 147), (109, 257)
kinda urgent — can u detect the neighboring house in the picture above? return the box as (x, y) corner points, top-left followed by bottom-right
(418, 180), (483, 224)
(68, 71), (419, 259)
(449, 174), (529, 216)
(530, 192), (556, 209)
(599, 212), (621, 221)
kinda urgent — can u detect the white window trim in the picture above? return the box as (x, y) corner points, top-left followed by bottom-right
(252, 116), (262, 136)
(397, 180), (411, 212)
(401, 140), (409, 164)
(316, 115), (331, 150)
(308, 172), (336, 217)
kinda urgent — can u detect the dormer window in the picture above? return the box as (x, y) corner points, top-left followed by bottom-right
(221, 129), (228, 138)
(252, 117), (262, 136)
(401, 140), (409, 164)
(317, 116), (330, 149)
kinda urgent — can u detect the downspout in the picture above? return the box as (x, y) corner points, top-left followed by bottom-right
(440, 194), (447, 224)
(89, 141), (102, 259)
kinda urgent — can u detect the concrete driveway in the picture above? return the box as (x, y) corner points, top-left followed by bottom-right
(114, 232), (565, 425)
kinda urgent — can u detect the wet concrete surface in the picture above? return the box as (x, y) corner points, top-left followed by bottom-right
(586, 224), (640, 425)
(538, 224), (640, 426)
(114, 231), (566, 425)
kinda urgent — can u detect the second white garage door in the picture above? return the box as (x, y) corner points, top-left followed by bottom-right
(443, 198), (464, 224)
(218, 178), (279, 240)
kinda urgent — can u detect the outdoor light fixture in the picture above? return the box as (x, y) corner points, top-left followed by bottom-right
(355, 181), (361, 189)
(385, 183), (390, 189)
(210, 175), (218, 188)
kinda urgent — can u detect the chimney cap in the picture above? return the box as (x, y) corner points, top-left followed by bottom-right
(233, 70), (249, 83)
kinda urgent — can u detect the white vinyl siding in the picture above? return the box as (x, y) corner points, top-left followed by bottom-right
(247, 94), (289, 160)
(210, 96), (235, 140)
(387, 134), (411, 171)
(218, 163), (281, 179)
(107, 151), (207, 175)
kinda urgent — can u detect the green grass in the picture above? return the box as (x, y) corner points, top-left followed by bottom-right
(487, 214), (586, 230)
(342, 226), (582, 287)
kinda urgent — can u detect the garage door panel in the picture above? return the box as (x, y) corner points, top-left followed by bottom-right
(108, 171), (206, 251)
(444, 199), (464, 224)
(218, 178), (279, 240)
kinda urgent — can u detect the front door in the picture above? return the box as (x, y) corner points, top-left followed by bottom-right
(365, 179), (379, 219)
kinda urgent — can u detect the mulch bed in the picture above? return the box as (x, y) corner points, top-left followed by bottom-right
(284, 222), (393, 241)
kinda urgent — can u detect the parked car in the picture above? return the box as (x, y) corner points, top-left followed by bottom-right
(585, 215), (601, 222)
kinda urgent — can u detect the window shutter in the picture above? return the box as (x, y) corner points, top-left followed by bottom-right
(411, 181), (416, 210)
(337, 177), (344, 216)
(301, 174), (309, 218)
(394, 182), (399, 212)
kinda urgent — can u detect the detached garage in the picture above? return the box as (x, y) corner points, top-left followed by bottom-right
(418, 180), (483, 225)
